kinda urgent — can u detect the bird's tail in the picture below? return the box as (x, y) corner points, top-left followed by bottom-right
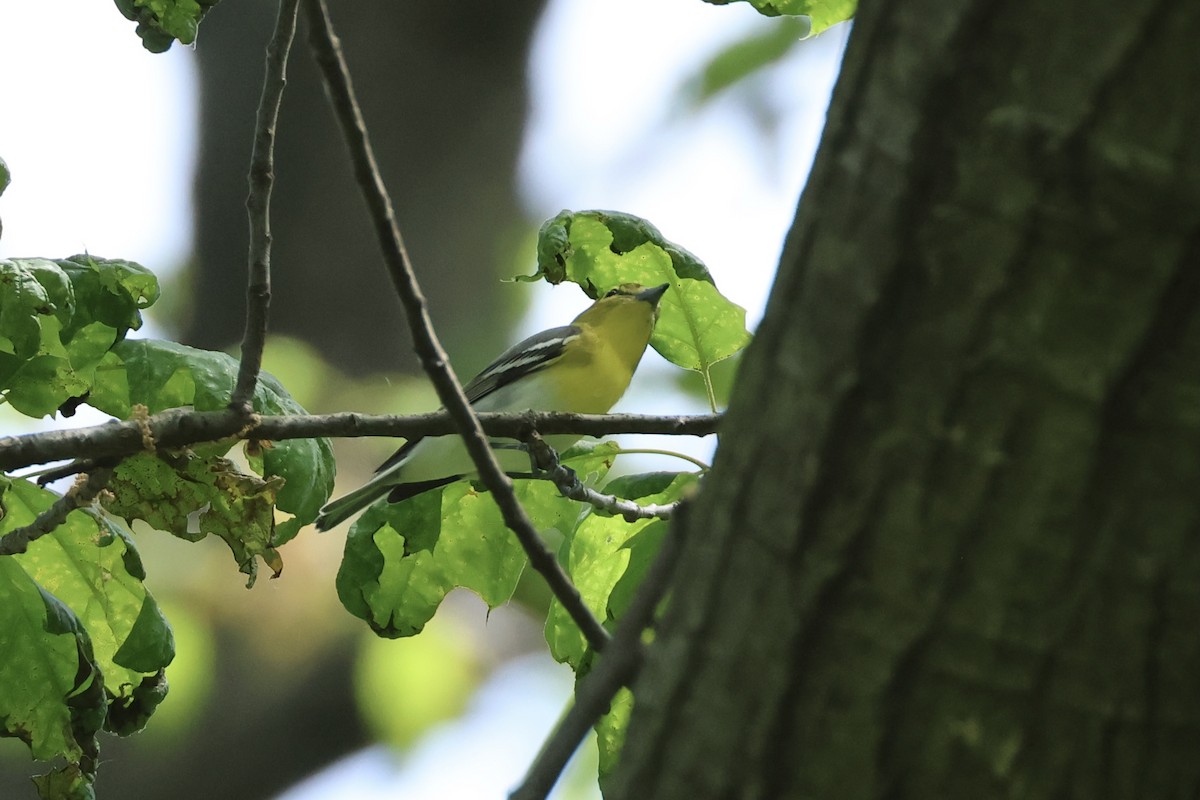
(314, 473), (396, 531)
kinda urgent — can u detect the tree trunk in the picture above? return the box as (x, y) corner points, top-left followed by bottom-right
(610, 0), (1200, 797)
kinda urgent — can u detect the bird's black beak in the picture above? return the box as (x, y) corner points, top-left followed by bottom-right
(638, 283), (670, 306)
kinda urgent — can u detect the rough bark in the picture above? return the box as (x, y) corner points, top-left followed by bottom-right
(610, 0), (1200, 797)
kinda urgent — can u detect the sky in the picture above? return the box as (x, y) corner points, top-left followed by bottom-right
(0, 1), (846, 797)
(519, 0), (848, 331)
(0, 1), (197, 268)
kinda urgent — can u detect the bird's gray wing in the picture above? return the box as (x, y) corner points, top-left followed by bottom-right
(372, 324), (582, 475)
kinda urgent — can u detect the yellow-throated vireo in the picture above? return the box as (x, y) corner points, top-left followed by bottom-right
(314, 282), (669, 530)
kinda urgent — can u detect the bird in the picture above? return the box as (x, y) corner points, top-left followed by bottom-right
(314, 282), (670, 530)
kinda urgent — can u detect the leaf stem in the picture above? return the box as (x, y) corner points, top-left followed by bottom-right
(701, 364), (719, 412)
(609, 447), (711, 471)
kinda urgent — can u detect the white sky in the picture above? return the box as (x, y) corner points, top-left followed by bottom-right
(0, 1), (846, 797)
(0, 0), (197, 268)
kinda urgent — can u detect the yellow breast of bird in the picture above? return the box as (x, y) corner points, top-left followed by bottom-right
(396, 329), (636, 484)
(541, 326), (636, 414)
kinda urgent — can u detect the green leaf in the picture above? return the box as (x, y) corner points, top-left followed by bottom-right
(1, 475), (176, 796)
(87, 338), (336, 546)
(112, 0), (222, 52)
(596, 687), (634, 792)
(528, 211), (752, 384)
(702, 0), (856, 33)
(533, 210), (712, 290)
(3, 478), (174, 717)
(338, 479), (566, 637)
(0, 155), (10, 196)
(0, 256), (158, 417)
(32, 763), (98, 800)
(1, 261), (54, 351)
(554, 474), (697, 787)
(674, 350), (743, 408)
(654, 272), (752, 371)
(0, 482), (125, 800)
(606, 522), (669, 622)
(55, 255), (159, 342)
(104, 670), (169, 737)
(0, 559), (104, 782)
(545, 472), (698, 669)
(103, 451), (285, 587)
(532, 440), (623, 493)
(690, 17), (812, 105)
(337, 443), (621, 637)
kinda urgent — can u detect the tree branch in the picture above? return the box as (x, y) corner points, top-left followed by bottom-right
(230, 0), (301, 413)
(0, 410), (720, 474)
(0, 467), (116, 556)
(303, 0), (611, 652)
(527, 433), (685, 520)
(553, 475), (682, 521)
(510, 505), (687, 800)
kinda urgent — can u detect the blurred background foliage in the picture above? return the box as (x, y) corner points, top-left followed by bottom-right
(0, 0), (844, 796)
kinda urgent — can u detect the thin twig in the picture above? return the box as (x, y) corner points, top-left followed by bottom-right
(527, 434), (684, 520)
(230, 0), (301, 413)
(303, 0), (610, 652)
(609, 447), (711, 472)
(554, 475), (681, 521)
(0, 410), (721, 474)
(0, 467), (116, 556)
(510, 505), (688, 800)
(34, 458), (107, 486)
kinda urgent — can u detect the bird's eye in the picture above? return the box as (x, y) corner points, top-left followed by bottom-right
(604, 288), (622, 298)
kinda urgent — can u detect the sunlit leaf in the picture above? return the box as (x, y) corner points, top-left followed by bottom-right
(3, 479), (174, 716)
(549, 473), (698, 788)
(528, 210), (752, 380)
(545, 471), (698, 668)
(112, 0), (222, 52)
(0, 557), (104, 786)
(0, 475), (180, 799)
(340, 479), (565, 637)
(0, 256), (157, 417)
(337, 443), (620, 637)
(674, 351), (742, 408)
(606, 522), (669, 622)
(654, 274), (752, 372)
(689, 17), (811, 105)
(702, 0), (856, 33)
(596, 687), (634, 792)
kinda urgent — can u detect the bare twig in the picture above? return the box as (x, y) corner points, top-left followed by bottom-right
(0, 410), (721, 474)
(526, 434), (684, 520)
(554, 476), (682, 521)
(303, 0), (610, 652)
(510, 505), (688, 800)
(0, 467), (116, 556)
(230, 0), (301, 413)
(34, 458), (107, 486)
